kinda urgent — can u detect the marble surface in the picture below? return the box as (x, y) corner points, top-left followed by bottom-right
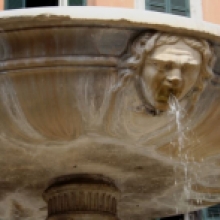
(0, 7), (219, 220)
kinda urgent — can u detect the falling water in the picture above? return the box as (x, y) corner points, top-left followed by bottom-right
(169, 95), (192, 213)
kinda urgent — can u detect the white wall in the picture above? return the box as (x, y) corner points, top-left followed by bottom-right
(134, 0), (145, 10)
(59, 0), (68, 6)
(189, 0), (203, 20)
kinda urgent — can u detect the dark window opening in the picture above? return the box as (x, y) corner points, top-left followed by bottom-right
(161, 214), (184, 220)
(26, 0), (58, 7)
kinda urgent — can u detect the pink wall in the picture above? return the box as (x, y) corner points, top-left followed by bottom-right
(87, 0), (134, 8)
(202, 0), (220, 25)
(0, 0), (4, 10)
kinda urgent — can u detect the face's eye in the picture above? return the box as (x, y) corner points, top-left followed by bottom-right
(164, 62), (173, 70)
(146, 60), (158, 68)
(150, 61), (156, 65)
(181, 65), (188, 72)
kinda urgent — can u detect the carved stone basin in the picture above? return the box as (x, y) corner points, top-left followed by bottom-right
(0, 7), (220, 220)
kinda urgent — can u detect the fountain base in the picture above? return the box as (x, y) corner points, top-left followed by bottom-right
(43, 174), (119, 220)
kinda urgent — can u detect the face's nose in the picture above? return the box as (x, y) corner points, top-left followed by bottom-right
(166, 68), (182, 87)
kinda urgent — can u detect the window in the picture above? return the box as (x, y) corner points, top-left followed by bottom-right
(201, 205), (220, 220)
(160, 214), (184, 220)
(5, 0), (25, 9)
(145, 0), (190, 17)
(4, 0), (86, 9)
(207, 205), (220, 218)
(68, 0), (86, 6)
(26, 0), (58, 7)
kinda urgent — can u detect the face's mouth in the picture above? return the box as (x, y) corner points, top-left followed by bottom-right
(155, 87), (179, 106)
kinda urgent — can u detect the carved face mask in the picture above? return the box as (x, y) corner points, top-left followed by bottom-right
(141, 40), (201, 111)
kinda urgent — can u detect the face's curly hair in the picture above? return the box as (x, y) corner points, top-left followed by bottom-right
(118, 32), (215, 108)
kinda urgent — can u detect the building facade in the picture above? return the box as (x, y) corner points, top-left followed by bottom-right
(0, 0), (220, 25)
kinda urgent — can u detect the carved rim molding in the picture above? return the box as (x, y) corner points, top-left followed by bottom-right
(43, 174), (120, 220)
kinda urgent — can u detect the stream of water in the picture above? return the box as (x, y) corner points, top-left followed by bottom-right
(168, 97), (220, 219)
(169, 95), (192, 213)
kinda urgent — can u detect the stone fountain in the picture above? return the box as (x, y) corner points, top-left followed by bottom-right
(0, 6), (220, 220)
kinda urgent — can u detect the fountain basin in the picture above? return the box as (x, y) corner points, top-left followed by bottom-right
(0, 7), (220, 220)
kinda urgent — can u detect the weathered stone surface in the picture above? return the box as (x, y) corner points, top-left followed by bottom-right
(0, 7), (219, 220)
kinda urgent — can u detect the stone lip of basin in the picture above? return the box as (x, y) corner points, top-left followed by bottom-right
(1, 6), (220, 74)
(0, 7), (220, 220)
(0, 6), (220, 41)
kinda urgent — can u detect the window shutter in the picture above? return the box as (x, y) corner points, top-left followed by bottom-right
(170, 0), (190, 17)
(68, 0), (86, 6)
(146, 0), (190, 17)
(145, 0), (166, 13)
(5, 0), (25, 9)
(207, 205), (220, 218)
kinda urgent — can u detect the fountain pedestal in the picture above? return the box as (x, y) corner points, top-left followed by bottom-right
(43, 175), (119, 220)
